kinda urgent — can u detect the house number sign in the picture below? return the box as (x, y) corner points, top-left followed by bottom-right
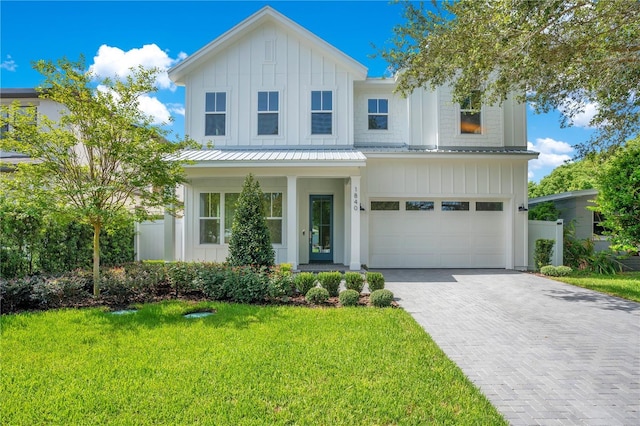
(353, 186), (359, 211)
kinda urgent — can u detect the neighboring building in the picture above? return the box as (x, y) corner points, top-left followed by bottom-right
(528, 189), (610, 251)
(166, 6), (537, 270)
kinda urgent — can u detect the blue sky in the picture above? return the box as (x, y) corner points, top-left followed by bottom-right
(1, 0), (596, 182)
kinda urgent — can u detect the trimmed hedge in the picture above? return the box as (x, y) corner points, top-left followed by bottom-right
(370, 289), (394, 307)
(306, 287), (329, 304)
(317, 271), (342, 297)
(366, 272), (385, 292)
(339, 289), (360, 306)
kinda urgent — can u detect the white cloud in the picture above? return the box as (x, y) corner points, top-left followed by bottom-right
(89, 44), (186, 91)
(167, 103), (185, 117)
(558, 99), (599, 128)
(528, 137), (575, 180)
(96, 84), (170, 125)
(1, 55), (17, 71)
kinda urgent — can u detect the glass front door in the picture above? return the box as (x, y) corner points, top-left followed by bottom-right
(309, 195), (333, 262)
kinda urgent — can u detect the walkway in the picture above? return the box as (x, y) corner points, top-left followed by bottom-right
(378, 269), (640, 426)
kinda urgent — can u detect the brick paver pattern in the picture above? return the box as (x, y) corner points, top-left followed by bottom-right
(380, 269), (640, 426)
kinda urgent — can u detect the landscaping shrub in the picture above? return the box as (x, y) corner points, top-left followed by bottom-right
(279, 263), (293, 274)
(366, 272), (385, 292)
(344, 272), (364, 293)
(124, 262), (168, 294)
(587, 251), (624, 275)
(317, 271), (342, 297)
(31, 275), (89, 308)
(540, 265), (559, 276)
(227, 174), (275, 268)
(534, 239), (555, 271)
(100, 267), (137, 303)
(555, 266), (573, 276)
(305, 287), (329, 304)
(224, 266), (269, 303)
(338, 289), (360, 306)
(0, 277), (34, 312)
(194, 265), (229, 300)
(267, 266), (295, 299)
(370, 289), (394, 307)
(294, 272), (316, 295)
(166, 262), (208, 295)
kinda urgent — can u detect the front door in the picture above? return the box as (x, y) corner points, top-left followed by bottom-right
(309, 195), (333, 262)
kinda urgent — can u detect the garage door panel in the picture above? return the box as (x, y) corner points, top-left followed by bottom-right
(369, 199), (506, 268)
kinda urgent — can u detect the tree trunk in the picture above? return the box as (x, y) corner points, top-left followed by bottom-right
(93, 222), (101, 297)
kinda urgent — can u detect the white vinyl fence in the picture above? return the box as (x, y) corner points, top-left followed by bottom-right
(528, 219), (564, 270)
(135, 219), (183, 261)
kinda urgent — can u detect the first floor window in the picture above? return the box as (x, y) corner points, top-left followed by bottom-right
(442, 201), (470, 211)
(200, 193), (220, 243)
(368, 98), (388, 130)
(205, 92), (226, 136)
(460, 90), (481, 134)
(371, 201), (400, 211)
(476, 201), (503, 211)
(311, 90), (332, 135)
(199, 191), (282, 244)
(258, 91), (279, 135)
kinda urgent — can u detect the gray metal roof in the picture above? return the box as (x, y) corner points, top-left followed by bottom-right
(357, 144), (538, 156)
(175, 149), (367, 163)
(0, 88), (40, 99)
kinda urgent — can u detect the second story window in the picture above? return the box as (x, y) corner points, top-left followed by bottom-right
(257, 91), (279, 135)
(311, 90), (332, 135)
(205, 92), (226, 136)
(368, 99), (388, 130)
(460, 90), (482, 134)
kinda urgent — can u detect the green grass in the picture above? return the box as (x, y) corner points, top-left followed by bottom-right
(1, 301), (506, 425)
(552, 271), (640, 302)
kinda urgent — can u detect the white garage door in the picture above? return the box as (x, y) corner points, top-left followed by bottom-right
(369, 199), (507, 268)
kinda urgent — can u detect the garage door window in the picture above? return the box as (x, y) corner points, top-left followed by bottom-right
(406, 201), (434, 211)
(371, 201), (399, 211)
(476, 201), (503, 211)
(442, 201), (470, 211)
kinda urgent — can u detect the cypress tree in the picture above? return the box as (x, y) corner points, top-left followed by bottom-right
(227, 174), (275, 268)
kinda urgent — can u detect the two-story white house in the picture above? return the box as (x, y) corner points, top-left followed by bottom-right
(167, 6), (537, 270)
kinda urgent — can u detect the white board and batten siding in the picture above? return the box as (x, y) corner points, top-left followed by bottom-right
(362, 158), (530, 269)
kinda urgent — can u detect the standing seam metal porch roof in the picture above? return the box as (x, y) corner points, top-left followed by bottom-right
(175, 149), (367, 163)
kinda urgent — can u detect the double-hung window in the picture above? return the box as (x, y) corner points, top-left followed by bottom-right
(311, 90), (332, 135)
(257, 91), (279, 135)
(200, 193), (221, 244)
(460, 90), (482, 134)
(368, 99), (388, 130)
(205, 92), (226, 136)
(263, 193), (283, 244)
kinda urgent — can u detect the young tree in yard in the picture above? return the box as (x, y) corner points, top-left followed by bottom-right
(0, 57), (194, 296)
(379, 0), (640, 155)
(595, 137), (640, 253)
(227, 174), (275, 268)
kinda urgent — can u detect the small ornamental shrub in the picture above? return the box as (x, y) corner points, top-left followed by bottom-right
(267, 267), (295, 299)
(32, 275), (89, 308)
(534, 239), (555, 271)
(555, 266), (573, 276)
(366, 272), (385, 292)
(224, 266), (269, 304)
(100, 267), (137, 303)
(166, 262), (207, 295)
(344, 272), (364, 293)
(306, 287), (329, 304)
(279, 263), (293, 273)
(339, 289), (360, 306)
(294, 272), (316, 295)
(124, 262), (167, 294)
(0, 277), (34, 312)
(370, 289), (394, 307)
(196, 266), (229, 300)
(540, 265), (559, 276)
(317, 271), (342, 297)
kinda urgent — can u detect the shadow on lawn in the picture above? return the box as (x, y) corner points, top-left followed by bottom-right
(92, 300), (285, 330)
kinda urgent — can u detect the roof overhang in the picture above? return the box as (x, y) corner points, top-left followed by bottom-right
(175, 149), (367, 168)
(529, 188), (599, 204)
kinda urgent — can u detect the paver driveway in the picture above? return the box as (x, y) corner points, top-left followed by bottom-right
(377, 269), (640, 426)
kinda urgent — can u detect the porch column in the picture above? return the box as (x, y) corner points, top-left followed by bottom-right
(163, 209), (175, 261)
(349, 176), (361, 270)
(286, 176), (298, 269)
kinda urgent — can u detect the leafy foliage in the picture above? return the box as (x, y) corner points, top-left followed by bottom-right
(227, 174), (275, 268)
(316, 271), (342, 297)
(267, 266), (295, 299)
(305, 286), (329, 304)
(338, 289), (360, 307)
(528, 158), (600, 198)
(223, 267), (269, 304)
(540, 265), (572, 277)
(380, 0), (640, 154)
(595, 137), (640, 252)
(370, 289), (395, 308)
(366, 272), (385, 292)
(294, 272), (317, 295)
(0, 57), (195, 295)
(528, 202), (561, 221)
(534, 239), (555, 271)
(344, 272), (365, 293)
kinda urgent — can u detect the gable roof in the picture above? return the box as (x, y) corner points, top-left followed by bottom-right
(168, 6), (368, 85)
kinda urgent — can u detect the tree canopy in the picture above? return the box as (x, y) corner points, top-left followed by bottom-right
(528, 157), (599, 198)
(595, 136), (640, 252)
(380, 0), (640, 155)
(0, 57), (195, 295)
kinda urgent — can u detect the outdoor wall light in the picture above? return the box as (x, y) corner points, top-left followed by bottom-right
(518, 204), (529, 212)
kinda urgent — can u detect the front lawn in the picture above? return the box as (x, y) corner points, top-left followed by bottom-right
(551, 271), (640, 302)
(1, 301), (506, 425)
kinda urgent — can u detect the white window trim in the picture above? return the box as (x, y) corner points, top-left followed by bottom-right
(256, 90), (283, 138)
(204, 90), (229, 139)
(458, 91), (483, 136)
(309, 88), (337, 138)
(367, 98), (390, 131)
